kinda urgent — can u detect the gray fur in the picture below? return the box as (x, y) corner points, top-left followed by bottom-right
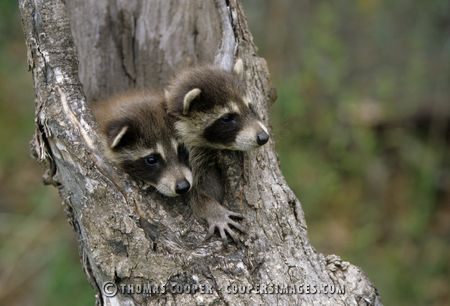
(91, 90), (192, 197)
(165, 61), (270, 243)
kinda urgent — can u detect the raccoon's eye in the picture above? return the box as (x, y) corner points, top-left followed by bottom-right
(220, 113), (237, 123)
(144, 154), (159, 166)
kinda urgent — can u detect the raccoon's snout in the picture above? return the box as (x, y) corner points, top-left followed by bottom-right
(156, 165), (192, 197)
(175, 179), (191, 194)
(256, 131), (269, 145)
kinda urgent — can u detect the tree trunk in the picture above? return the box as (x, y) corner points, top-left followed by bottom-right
(19, 0), (382, 305)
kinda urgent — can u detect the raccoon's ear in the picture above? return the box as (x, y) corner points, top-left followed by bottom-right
(233, 58), (244, 78)
(183, 88), (201, 115)
(108, 125), (129, 149)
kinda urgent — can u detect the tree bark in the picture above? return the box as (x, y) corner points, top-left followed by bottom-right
(19, 0), (382, 305)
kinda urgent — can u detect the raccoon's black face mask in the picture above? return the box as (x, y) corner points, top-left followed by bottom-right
(174, 87), (270, 151)
(166, 59), (270, 151)
(105, 120), (192, 197)
(93, 91), (192, 197)
(202, 106), (269, 151)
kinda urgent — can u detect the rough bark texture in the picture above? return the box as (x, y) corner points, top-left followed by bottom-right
(19, 0), (382, 305)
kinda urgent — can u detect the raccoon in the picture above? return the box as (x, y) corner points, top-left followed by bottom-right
(165, 59), (270, 242)
(165, 59), (270, 151)
(91, 90), (192, 197)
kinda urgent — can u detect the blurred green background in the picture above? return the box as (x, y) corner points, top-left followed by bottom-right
(0, 0), (449, 305)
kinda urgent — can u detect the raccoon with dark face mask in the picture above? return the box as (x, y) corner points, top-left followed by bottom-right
(165, 59), (270, 242)
(91, 90), (192, 197)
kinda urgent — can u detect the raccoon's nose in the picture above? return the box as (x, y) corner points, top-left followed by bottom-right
(175, 179), (191, 194)
(256, 131), (269, 145)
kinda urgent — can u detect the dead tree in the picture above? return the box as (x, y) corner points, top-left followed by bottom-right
(19, 0), (382, 305)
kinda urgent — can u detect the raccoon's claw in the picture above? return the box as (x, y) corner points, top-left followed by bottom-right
(204, 209), (245, 244)
(206, 223), (236, 245)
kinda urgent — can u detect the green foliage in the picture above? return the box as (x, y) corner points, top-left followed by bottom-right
(243, 0), (449, 305)
(0, 1), (94, 305)
(37, 241), (95, 306)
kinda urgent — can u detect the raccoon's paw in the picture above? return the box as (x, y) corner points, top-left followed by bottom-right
(204, 207), (244, 245)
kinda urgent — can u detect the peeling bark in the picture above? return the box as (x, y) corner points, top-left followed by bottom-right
(19, 0), (382, 305)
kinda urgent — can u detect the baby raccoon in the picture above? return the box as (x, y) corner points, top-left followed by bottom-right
(91, 90), (192, 197)
(165, 59), (269, 151)
(165, 59), (270, 242)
